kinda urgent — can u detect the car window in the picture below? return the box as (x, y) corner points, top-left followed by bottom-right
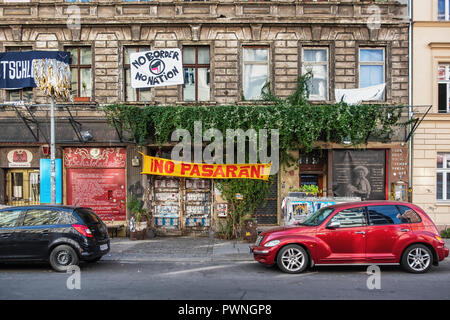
(397, 205), (422, 224)
(300, 207), (334, 226)
(75, 208), (100, 224)
(0, 210), (23, 228)
(329, 207), (366, 228)
(22, 209), (62, 226)
(58, 210), (78, 225)
(367, 205), (409, 225)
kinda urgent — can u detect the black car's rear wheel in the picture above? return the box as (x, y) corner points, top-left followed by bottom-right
(276, 244), (309, 274)
(49, 245), (79, 272)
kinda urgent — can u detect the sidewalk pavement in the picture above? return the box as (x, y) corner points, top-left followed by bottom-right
(103, 236), (255, 263)
(103, 237), (450, 263)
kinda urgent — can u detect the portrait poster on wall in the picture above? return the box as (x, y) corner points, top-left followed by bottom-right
(332, 150), (386, 200)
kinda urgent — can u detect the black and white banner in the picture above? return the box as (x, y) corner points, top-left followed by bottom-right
(130, 48), (183, 88)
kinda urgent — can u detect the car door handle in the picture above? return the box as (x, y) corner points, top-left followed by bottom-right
(355, 231), (366, 234)
(400, 229), (410, 232)
(1, 234), (11, 238)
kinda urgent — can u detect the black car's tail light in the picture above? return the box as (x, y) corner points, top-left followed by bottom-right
(72, 224), (93, 238)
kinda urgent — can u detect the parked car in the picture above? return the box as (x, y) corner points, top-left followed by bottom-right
(251, 201), (449, 274)
(0, 205), (110, 272)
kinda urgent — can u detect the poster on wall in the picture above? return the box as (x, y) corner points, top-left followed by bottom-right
(332, 150), (386, 200)
(130, 49), (183, 88)
(64, 148), (127, 221)
(40, 159), (62, 204)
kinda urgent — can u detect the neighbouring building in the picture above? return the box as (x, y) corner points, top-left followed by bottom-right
(412, 0), (450, 230)
(0, 0), (410, 236)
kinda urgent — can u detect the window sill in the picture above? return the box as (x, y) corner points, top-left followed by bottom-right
(175, 101), (217, 106)
(435, 201), (450, 206)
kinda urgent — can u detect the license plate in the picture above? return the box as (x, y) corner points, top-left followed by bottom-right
(100, 244), (108, 251)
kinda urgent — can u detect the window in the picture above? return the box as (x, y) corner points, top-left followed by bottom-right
(242, 47), (269, 100)
(437, 153), (450, 201)
(67, 47), (92, 100)
(438, 0), (450, 20)
(367, 205), (408, 225)
(397, 206), (422, 224)
(359, 48), (385, 94)
(183, 46), (210, 102)
(438, 64), (450, 113)
(302, 48), (328, 101)
(23, 209), (61, 226)
(0, 210), (22, 228)
(4, 46), (33, 103)
(299, 207), (334, 227)
(76, 208), (100, 224)
(329, 207), (366, 228)
(124, 47), (151, 102)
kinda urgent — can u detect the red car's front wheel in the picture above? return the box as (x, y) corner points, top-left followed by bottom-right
(276, 244), (309, 274)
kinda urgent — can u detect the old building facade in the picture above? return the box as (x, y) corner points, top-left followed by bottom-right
(0, 0), (410, 235)
(412, 0), (450, 230)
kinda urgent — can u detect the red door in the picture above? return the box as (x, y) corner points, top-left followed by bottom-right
(315, 206), (367, 264)
(365, 205), (413, 263)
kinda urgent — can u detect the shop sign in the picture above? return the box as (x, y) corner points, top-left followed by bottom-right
(64, 147), (126, 168)
(140, 153), (271, 181)
(130, 48), (183, 88)
(391, 147), (409, 182)
(0, 51), (70, 89)
(7, 149), (33, 167)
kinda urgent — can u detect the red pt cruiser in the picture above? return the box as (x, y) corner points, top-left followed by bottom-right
(251, 201), (449, 274)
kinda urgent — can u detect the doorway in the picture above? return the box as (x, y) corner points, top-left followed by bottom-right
(5, 169), (40, 206)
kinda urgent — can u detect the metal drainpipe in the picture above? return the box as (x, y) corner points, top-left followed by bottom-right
(408, 0), (413, 202)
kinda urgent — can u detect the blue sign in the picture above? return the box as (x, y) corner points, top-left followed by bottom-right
(40, 159), (62, 204)
(0, 51), (70, 89)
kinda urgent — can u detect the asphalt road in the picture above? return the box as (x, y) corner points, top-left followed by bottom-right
(0, 257), (449, 300)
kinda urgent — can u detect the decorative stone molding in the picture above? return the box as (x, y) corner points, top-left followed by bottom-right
(190, 24), (201, 42)
(11, 25), (22, 42)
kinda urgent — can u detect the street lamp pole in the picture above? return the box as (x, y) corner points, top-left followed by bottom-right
(50, 96), (56, 204)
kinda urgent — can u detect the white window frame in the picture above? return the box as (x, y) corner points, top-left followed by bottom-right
(438, 64), (450, 113)
(437, 153), (450, 201)
(438, 0), (450, 21)
(301, 47), (329, 101)
(242, 46), (269, 101)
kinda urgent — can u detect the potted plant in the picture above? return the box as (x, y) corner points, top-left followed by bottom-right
(127, 195), (152, 240)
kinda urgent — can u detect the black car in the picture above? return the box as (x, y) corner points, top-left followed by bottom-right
(0, 205), (110, 272)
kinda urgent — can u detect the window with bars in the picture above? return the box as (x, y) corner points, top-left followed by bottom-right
(302, 48), (329, 101)
(66, 47), (92, 101)
(124, 47), (152, 102)
(438, 0), (450, 21)
(182, 46), (210, 102)
(242, 46), (269, 101)
(437, 153), (450, 201)
(438, 64), (450, 113)
(4, 46), (33, 103)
